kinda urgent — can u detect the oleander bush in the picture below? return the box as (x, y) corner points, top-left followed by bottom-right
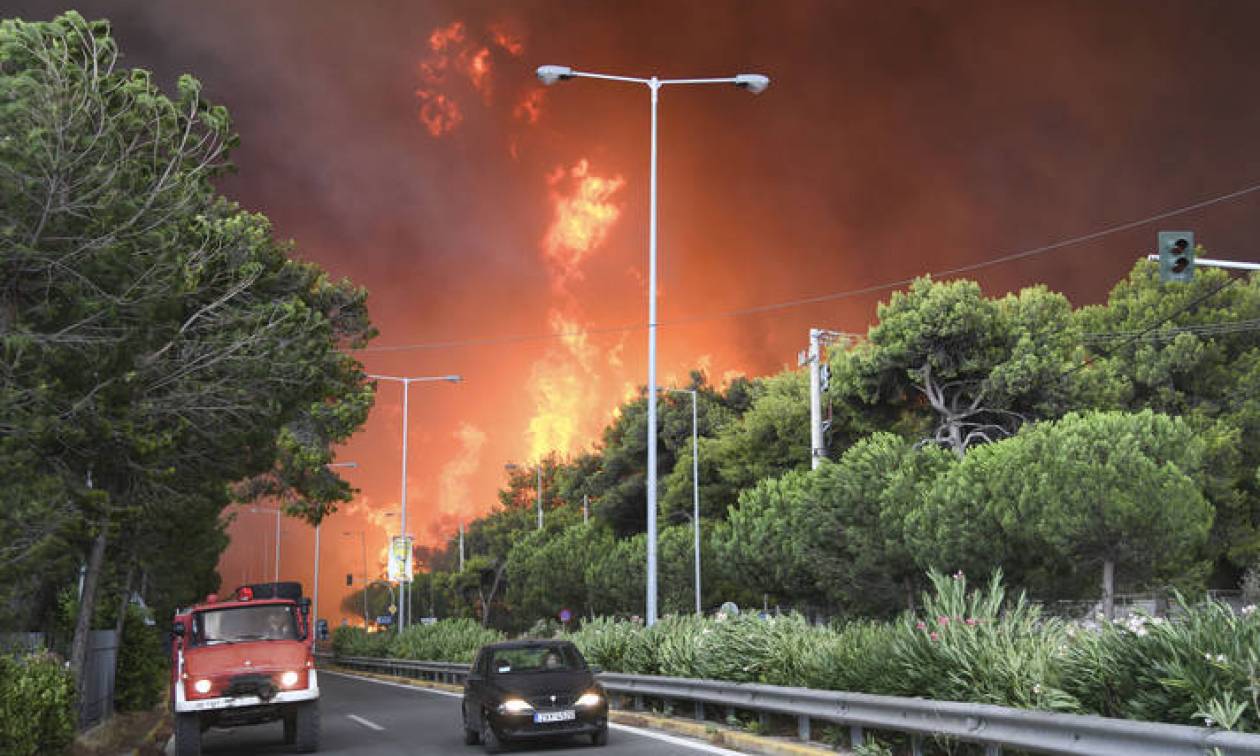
(331, 626), (392, 658)
(340, 571), (1260, 732)
(390, 618), (503, 663)
(0, 651), (75, 756)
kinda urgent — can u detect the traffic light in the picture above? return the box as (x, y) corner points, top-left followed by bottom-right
(1158, 231), (1195, 283)
(346, 573), (353, 586)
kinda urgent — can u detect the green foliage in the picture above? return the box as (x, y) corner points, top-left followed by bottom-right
(330, 626), (392, 658)
(1061, 600), (1260, 729)
(114, 606), (166, 712)
(390, 618), (504, 663)
(885, 571), (1078, 711)
(0, 652), (75, 756)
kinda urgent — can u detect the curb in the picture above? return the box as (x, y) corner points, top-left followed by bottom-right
(323, 664), (840, 755)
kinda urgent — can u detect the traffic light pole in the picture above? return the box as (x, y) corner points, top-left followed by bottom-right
(1146, 254), (1260, 272)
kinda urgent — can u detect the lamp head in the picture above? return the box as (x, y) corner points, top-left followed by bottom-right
(733, 73), (770, 94)
(445, 375), (463, 384)
(536, 65), (574, 85)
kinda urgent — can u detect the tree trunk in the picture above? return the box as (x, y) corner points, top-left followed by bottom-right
(114, 564), (135, 637)
(1101, 559), (1116, 621)
(70, 527), (108, 726)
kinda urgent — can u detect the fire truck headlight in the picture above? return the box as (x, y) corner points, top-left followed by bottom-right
(193, 679), (212, 695)
(280, 670), (300, 688)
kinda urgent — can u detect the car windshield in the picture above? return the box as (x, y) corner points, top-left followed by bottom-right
(195, 604), (297, 644)
(490, 646), (582, 674)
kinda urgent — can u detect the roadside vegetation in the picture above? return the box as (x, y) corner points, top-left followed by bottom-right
(337, 571), (1260, 733)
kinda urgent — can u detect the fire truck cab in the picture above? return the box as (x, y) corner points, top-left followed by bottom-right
(170, 582), (320, 755)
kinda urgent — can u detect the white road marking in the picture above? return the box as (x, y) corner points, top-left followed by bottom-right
(608, 722), (746, 754)
(347, 713), (385, 731)
(324, 668), (750, 754)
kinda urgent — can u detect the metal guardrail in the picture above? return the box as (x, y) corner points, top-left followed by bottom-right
(324, 654), (1260, 755)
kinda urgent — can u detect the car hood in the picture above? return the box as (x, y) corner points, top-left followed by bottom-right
(489, 670), (594, 698)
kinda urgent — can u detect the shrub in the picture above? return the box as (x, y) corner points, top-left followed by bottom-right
(114, 606), (167, 712)
(1061, 599), (1260, 729)
(885, 570), (1078, 711)
(331, 626), (392, 658)
(0, 651), (75, 756)
(568, 616), (640, 671)
(390, 619), (504, 662)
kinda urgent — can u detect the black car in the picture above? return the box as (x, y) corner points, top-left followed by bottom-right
(462, 639), (609, 752)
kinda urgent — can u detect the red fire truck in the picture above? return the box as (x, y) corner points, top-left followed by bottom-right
(170, 582), (320, 755)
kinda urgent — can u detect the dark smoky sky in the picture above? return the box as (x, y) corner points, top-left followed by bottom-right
(12, 0), (1260, 618)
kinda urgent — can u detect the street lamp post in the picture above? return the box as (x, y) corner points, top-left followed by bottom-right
(665, 388), (702, 614)
(368, 373), (461, 633)
(537, 65), (768, 625)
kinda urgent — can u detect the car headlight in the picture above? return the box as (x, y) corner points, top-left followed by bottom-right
(193, 679), (212, 695)
(280, 670), (300, 688)
(576, 692), (603, 708)
(497, 698), (534, 715)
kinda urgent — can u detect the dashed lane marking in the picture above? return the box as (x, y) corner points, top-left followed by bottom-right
(347, 713), (385, 731)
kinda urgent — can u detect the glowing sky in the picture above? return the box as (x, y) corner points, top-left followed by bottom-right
(12, 0), (1260, 624)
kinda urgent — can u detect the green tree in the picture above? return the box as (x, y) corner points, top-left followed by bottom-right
(801, 434), (955, 616)
(838, 278), (1083, 457)
(0, 13), (374, 710)
(1075, 261), (1260, 576)
(914, 411), (1213, 616)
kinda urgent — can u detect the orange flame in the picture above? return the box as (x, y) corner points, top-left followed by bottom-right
(428, 20), (466, 52)
(463, 47), (493, 98)
(541, 160), (625, 288)
(438, 423), (487, 520)
(514, 89), (545, 125)
(490, 24), (524, 57)
(523, 159), (626, 460)
(415, 90), (463, 137)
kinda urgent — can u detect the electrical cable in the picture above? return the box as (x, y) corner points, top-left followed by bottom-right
(356, 180), (1260, 354)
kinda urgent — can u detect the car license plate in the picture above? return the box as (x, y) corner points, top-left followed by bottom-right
(534, 709), (576, 724)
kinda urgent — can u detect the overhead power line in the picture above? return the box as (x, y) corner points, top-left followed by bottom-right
(357, 180), (1260, 354)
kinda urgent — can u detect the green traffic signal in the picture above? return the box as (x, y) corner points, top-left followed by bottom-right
(1158, 230), (1195, 283)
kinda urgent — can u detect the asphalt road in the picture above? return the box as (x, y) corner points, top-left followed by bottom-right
(171, 669), (745, 755)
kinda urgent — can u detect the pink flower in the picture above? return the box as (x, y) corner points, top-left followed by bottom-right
(965, 618), (978, 626)
(930, 632), (939, 641)
(916, 621), (926, 630)
(937, 616), (950, 626)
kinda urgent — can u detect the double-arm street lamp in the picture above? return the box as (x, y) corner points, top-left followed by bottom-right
(537, 65), (769, 625)
(368, 374), (461, 632)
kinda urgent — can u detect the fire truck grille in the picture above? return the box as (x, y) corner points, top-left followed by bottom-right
(226, 673), (278, 701)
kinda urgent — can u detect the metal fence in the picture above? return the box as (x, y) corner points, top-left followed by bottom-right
(80, 630), (118, 728)
(329, 654), (1260, 755)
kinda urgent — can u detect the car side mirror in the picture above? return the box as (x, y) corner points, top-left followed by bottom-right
(172, 621), (186, 637)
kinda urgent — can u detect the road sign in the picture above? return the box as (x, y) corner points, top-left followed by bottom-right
(559, 608), (572, 623)
(388, 604), (397, 614)
(377, 615), (393, 626)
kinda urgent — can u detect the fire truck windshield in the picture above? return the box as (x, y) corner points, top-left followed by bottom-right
(194, 604), (298, 644)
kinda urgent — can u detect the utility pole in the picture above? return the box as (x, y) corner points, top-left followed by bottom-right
(458, 521), (465, 572)
(801, 329), (849, 469)
(583, 495), (589, 524)
(536, 465), (543, 530)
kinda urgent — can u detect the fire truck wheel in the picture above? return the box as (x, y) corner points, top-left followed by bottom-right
(283, 707), (298, 744)
(174, 712), (202, 756)
(295, 700), (320, 753)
